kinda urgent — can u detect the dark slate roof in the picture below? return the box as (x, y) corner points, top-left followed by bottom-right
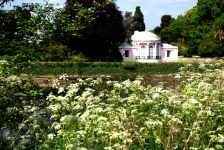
(119, 43), (132, 47)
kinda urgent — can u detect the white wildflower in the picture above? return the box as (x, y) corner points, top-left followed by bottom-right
(47, 133), (55, 140)
(58, 87), (64, 94)
(85, 78), (93, 82)
(94, 107), (104, 113)
(139, 127), (146, 133)
(6, 75), (21, 86)
(110, 132), (120, 139)
(52, 122), (61, 130)
(77, 130), (86, 138)
(33, 124), (40, 129)
(189, 98), (198, 105)
(133, 79), (141, 85)
(106, 80), (113, 85)
(145, 120), (163, 127)
(104, 147), (113, 150)
(106, 75), (111, 78)
(155, 138), (162, 144)
(218, 134), (224, 143)
(131, 109), (138, 115)
(50, 114), (59, 120)
(112, 143), (123, 149)
(161, 109), (169, 116)
(60, 115), (74, 123)
(114, 82), (122, 88)
(174, 74), (182, 79)
(81, 90), (92, 97)
(29, 106), (38, 112)
(122, 79), (132, 87)
(48, 104), (61, 112)
(65, 144), (75, 149)
(77, 147), (88, 150)
(52, 78), (60, 88)
(0, 60), (8, 64)
(152, 92), (160, 99)
(59, 74), (68, 80)
(155, 87), (163, 93)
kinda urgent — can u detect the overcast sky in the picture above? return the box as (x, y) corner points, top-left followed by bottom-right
(3, 0), (198, 31)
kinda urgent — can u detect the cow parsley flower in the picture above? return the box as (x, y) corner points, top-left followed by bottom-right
(6, 75), (21, 86)
(52, 122), (61, 130)
(114, 82), (122, 88)
(109, 132), (120, 140)
(47, 133), (55, 140)
(59, 73), (68, 80)
(65, 144), (75, 150)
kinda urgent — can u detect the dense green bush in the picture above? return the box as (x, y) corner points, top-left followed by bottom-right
(41, 44), (67, 61)
(122, 60), (138, 70)
(70, 53), (87, 62)
(22, 62), (189, 76)
(22, 61), (223, 76)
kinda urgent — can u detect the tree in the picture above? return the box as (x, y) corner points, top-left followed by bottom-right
(198, 13), (224, 56)
(123, 11), (133, 38)
(0, 6), (32, 56)
(122, 6), (145, 40)
(160, 15), (173, 30)
(153, 26), (161, 36)
(132, 6), (145, 31)
(153, 14), (173, 36)
(0, 0), (13, 7)
(197, 0), (224, 24)
(160, 27), (175, 43)
(62, 0), (125, 61)
(152, 0), (224, 57)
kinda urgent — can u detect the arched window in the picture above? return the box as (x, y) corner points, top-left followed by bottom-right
(141, 45), (146, 49)
(149, 46), (153, 58)
(140, 45), (147, 58)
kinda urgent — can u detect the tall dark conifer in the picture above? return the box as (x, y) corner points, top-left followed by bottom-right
(132, 6), (145, 31)
(122, 6), (145, 40)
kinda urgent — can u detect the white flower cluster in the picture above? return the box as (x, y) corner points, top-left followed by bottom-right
(6, 75), (22, 86)
(31, 62), (224, 149)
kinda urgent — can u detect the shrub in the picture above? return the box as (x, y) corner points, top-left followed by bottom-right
(70, 53), (87, 62)
(122, 60), (138, 70)
(41, 44), (67, 61)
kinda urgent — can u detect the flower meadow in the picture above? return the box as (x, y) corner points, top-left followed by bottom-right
(1, 62), (224, 149)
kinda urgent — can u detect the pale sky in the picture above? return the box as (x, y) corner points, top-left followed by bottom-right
(3, 0), (198, 31)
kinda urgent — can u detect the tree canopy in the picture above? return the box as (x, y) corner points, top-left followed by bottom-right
(0, 0), (125, 62)
(132, 6), (145, 31)
(152, 0), (224, 57)
(61, 0), (125, 61)
(123, 6), (145, 40)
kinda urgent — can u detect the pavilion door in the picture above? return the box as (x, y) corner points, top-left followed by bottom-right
(149, 46), (153, 59)
(140, 45), (147, 59)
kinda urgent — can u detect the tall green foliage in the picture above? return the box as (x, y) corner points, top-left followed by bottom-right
(0, 0), (13, 7)
(123, 11), (134, 38)
(132, 6), (145, 31)
(165, 0), (224, 57)
(153, 15), (173, 37)
(54, 0), (124, 61)
(123, 6), (145, 40)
